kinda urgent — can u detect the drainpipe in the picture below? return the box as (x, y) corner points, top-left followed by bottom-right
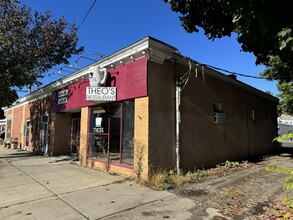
(175, 76), (181, 175)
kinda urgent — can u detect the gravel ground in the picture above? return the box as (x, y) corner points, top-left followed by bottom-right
(170, 146), (293, 219)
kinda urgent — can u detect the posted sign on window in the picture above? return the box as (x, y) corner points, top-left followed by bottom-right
(86, 87), (116, 101)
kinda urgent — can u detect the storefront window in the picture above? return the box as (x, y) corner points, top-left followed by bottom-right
(88, 100), (134, 166)
(122, 100), (134, 165)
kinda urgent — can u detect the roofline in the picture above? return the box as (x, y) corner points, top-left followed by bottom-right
(170, 53), (279, 103)
(5, 36), (277, 111)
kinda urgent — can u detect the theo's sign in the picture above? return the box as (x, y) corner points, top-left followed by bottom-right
(86, 87), (116, 101)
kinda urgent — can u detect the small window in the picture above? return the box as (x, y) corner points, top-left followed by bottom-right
(40, 115), (49, 123)
(252, 109), (256, 120)
(213, 101), (225, 124)
(213, 101), (223, 113)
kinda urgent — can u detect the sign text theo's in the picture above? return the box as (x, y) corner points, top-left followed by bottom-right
(86, 87), (116, 101)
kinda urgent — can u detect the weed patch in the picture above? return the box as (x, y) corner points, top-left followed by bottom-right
(144, 169), (203, 191)
(217, 160), (249, 169)
(266, 165), (293, 218)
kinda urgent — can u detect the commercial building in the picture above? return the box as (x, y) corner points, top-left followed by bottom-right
(4, 37), (278, 178)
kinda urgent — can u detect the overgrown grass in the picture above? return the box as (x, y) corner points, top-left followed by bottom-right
(143, 160), (249, 191)
(144, 169), (203, 191)
(217, 160), (249, 169)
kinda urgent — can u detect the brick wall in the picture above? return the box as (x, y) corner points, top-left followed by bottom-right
(11, 106), (23, 147)
(134, 97), (149, 180)
(79, 107), (89, 166)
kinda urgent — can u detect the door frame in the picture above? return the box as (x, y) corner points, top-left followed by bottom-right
(70, 117), (80, 155)
(25, 119), (30, 150)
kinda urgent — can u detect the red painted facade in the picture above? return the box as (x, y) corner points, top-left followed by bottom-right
(52, 57), (148, 112)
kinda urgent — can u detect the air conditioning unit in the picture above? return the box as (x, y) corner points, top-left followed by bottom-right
(214, 113), (225, 124)
(40, 115), (49, 123)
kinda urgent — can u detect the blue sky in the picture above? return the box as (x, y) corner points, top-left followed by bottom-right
(20, 0), (278, 97)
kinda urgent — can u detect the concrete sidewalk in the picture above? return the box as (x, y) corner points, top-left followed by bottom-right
(0, 146), (195, 220)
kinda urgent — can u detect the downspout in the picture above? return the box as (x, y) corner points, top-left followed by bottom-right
(175, 76), (181, 175)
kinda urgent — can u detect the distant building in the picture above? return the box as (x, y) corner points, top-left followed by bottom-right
(278, 114), (293, 137)
(3, 37), (278, 178)
(0, 119), (5, 140)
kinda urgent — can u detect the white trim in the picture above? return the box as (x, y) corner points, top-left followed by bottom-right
(4, 36), (277, 112)
(5, 37), (177, 111)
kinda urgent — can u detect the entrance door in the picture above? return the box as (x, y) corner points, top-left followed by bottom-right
(71, 118), (80, 155)
(42, 123), (48, 154)
(89, 103), (126, 163)
(25, 120), (30, 150)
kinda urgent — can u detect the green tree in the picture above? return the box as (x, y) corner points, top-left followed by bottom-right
(164, 0), (293, 83)
(277, 82), (293, 115)
(0, 0), (83, 107)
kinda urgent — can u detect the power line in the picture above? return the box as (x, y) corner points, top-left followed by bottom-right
(203, 64), (266, 80)
(78, 0), (98, 31)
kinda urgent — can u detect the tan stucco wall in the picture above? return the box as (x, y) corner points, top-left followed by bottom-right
(148, 60), (278, 171)
(245, 92), (279, 156)
(50, 112), (71, 155)
(148, 61), (176, 171)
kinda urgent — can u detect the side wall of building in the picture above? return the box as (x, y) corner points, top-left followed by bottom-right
(179, 72), (278, 169)
(4, 104), (31, 150)
(148, 60), (176, 170)
(148, 60), (278, 171)
(246, 92), (279, 156)
(10, 105), (23, 145)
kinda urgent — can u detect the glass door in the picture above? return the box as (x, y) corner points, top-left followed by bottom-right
(25, 119), (30, 149)
(41, 123), (48, 154)
(89, 106), (109, 160)
(108, 104), (121, 163)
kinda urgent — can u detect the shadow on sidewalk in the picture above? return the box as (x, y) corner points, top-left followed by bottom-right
(0, 148), (40, 159)
(0, 146), (79, 164)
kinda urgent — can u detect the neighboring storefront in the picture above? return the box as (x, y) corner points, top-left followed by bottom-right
(3, 37), (279, 179)
(0, 119), (5, 141)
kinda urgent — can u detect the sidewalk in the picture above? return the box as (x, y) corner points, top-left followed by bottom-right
(0, 146), (195, 220)
(2, 145), (292, 219)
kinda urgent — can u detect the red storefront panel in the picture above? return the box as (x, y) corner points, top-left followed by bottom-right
(52, 56), (147, 112)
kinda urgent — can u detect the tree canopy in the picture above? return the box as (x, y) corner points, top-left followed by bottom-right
(0, 0), (83, 107)
(164, 0), (293, 83)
